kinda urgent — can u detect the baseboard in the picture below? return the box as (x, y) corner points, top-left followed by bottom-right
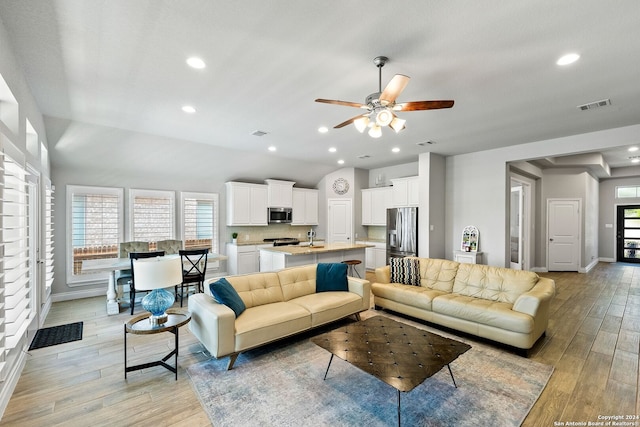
(530, 267), (548, 273)
(0, 345), (28, 420)
(599, 257), (615, 263)
(579, 259), (599, 273)
(52, 288), (106, 302)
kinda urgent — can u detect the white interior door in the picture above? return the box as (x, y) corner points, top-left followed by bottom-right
(327, 198), (352, 244)
(548, 199), (580, 271)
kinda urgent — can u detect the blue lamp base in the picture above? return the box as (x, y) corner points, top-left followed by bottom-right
(142, 288), (174, 326)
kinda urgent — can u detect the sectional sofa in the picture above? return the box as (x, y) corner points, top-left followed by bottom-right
(372, 257), (555, 352)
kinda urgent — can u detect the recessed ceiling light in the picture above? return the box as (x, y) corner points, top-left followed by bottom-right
(556, 53), (580, 66)
(632, 158), (640, 164)
(182, 105), (196, 113)
(268, 146), (276, 152)
(328, 147), (337, 153)
(318, 126), (329, 133)
(337, 159), (344, 165)
(391, 147), (400, 153)
(186, 57), (206, 69)
(628, 146), (639, 152)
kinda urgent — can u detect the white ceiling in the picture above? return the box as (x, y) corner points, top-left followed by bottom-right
(1, 0), (640, 174)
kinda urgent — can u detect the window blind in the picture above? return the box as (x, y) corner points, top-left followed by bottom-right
(183, 196), (216, 251)
(131, 191), (174, 244)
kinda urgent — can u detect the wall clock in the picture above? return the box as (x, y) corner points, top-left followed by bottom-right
(332, 178), (349, 195)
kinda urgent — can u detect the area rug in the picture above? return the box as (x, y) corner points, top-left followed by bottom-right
(28, 321), (83, 350)
(187, 322), (553, 427)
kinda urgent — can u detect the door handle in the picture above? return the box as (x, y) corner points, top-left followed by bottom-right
(549, 238), (554, 241)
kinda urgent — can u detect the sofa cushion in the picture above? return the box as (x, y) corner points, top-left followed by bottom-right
(225, 272), (284, 308)
(453, 263), (539, 304)
(416, 257), (459, 292)
(290, 292), (362, 326)
(209, 278), (246, 317)
(433, 293), (534, 334)
(316, 263), (349, 292)
(371, 282), (447, 310)
(278, 265), (318, 300)
(234, 302), (312, 351)
(389, 257), (421, 286)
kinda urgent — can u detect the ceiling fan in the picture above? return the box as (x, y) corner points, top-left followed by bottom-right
(315, 56), (454, 138)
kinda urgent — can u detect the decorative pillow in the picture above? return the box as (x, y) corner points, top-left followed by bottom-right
(390, 257), (421, 286)
(209, 278), (246, 317)
(316, 263), (349, 292)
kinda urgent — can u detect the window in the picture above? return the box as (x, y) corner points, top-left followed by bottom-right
(616, 186), (640, 198)
(67, 185), (123, 281)
(130, 189), (175, 246)
(180, 192), (219, 253)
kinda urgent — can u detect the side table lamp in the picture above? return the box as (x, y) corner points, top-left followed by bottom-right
(133, 256), (183, 326)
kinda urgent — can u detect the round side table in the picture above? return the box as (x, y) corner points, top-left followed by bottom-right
(124, 308), (191, 380)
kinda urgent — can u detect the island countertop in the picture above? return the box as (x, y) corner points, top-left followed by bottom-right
(260, 242), (373, 256)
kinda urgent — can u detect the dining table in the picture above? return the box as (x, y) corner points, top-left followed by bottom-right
(82, 253), (228, 315)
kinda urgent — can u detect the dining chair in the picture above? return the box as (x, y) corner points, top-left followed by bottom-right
(129, 251), (165, 314)
(116, 241), (150, 298)
(156, 239), (183, 255)
(177, 249), (208, 307)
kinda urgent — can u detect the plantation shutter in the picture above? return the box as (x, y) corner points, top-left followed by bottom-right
(182, 194), (217, 252)
(44, 179), (54, 296)
(131, 190), (175, 244)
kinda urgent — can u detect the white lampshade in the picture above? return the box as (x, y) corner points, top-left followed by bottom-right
(389, 117), (406, 133)
(133, 257), (183, 291)
(368, 125), (382, 138)
(353, 116), (369, 133)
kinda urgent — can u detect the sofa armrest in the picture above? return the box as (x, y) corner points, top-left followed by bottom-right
(512, 277), (556, 317)
(375, 265), (391, 284)
(188, 293), (236, 358)
(348, 277), (371, 311)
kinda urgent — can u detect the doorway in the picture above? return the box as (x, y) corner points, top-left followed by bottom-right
(327, 198), (352, 243)
(616, 205), (640, 263)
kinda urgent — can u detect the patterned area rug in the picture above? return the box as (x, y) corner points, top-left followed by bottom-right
(29, 322), (83, 350)
(187, 317), (553, 427)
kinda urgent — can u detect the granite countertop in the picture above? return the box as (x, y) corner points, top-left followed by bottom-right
(260, 242), (373, 256)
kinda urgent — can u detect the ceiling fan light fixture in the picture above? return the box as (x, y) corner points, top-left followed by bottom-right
(375, 108), (394, 127)
(390, 117), (406, 133)
(354, 116), (369, 133)
(368, 125), (382, 138)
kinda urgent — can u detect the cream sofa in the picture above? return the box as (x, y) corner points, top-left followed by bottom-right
(188, 264), (370, 369)
(372, 257), (555, 352)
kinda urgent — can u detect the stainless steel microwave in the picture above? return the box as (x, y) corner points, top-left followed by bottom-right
(268, 207), (293, 223)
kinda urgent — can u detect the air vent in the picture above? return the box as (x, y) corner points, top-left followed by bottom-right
(416, 140), (435, 146)
(251, 130), (268, 137)
(577, 99), (611, 111)
(357, 154), (371, 159)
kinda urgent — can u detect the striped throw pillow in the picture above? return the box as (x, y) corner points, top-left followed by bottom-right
(389, 258), (421, 286)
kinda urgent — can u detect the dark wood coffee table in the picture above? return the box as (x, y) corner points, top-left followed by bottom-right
(311, 316), (471, 426)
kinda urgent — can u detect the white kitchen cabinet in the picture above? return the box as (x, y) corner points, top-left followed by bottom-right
(362, 187), (392, 225)
(265, 179), (295, 208)
(291, 188), (318, 225)
(360, 241), (387, 270)
(454, 250), (483, 264)
(227, 243), (272, 275)
(391, 176), (419, 207)
(226, 182), (268, 226)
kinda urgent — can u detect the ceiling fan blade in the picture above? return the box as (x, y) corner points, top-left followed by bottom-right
(315, 98), (367, 109)
(334, 114), (367, 129)
(395, 100), (455, 111)
(379, 74), (410, 105)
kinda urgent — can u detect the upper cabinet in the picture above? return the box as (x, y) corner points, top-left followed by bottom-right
(362, 187), (393, 226)
(291, 188), (319, 225)
(391, 176), (419, 207)
(226, 182), (268, 226)
(265, 179), (295, 208)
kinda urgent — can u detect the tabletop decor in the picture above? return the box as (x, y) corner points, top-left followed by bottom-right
(132, 256), (182, 325)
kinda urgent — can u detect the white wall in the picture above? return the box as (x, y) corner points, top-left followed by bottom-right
(446, 123), (640, 267)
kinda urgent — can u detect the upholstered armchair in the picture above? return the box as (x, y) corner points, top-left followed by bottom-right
(156, 239), (183, 255)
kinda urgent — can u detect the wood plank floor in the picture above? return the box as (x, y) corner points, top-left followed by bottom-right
(1, 262), (639, 426)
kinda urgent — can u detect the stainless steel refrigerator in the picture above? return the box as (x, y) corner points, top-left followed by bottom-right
(386, 207), (418, 262)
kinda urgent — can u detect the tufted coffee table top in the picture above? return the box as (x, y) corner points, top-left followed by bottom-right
(311, 316), (471, 392)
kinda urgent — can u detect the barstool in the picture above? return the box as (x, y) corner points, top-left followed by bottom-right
(342, 259), (362, 278)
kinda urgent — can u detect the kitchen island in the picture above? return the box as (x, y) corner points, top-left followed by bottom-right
(259, 242), (372, 276)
